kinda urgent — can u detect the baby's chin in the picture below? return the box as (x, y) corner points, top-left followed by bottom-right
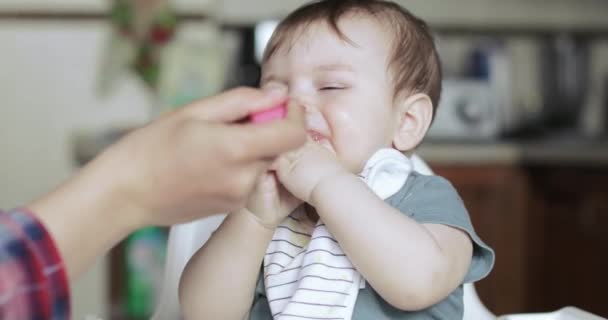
(312, 136), (338, 156)
(318, 138), (335, 152)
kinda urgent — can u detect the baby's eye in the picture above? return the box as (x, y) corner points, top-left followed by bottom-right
(320, 86), (346, 91)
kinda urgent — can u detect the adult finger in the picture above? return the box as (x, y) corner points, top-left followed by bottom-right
(182, 87), (288, 123)
(233, 100), (307, 159)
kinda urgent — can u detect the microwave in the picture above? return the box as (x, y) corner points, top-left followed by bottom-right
(426, 79), (502, 141)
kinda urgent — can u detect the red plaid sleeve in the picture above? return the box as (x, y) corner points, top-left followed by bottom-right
(0, 209), (70, 319)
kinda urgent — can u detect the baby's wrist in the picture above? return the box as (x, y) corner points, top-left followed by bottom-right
(309, 171), (353, 207)
(237, 208), (280, 232)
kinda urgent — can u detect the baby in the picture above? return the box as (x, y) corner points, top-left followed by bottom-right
(179, 1), (495, 319)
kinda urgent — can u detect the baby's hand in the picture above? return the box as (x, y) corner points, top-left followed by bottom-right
(243, 172), (302, 229)
(274, 140), (349, 204)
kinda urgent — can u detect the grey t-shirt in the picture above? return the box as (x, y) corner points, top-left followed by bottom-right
(249, 172), (495, 320)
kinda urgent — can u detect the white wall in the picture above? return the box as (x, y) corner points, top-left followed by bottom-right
(0, 20), (150, 318)
(2, 0), (608, 30)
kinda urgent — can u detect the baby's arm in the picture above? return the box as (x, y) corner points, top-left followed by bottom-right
(310, 173), (473, 311)
(179, 209), (274, 320)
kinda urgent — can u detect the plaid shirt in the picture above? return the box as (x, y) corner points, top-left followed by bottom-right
(0, 209), (70, 319)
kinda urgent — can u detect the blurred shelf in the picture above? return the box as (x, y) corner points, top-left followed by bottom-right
(216, 0), (608, 33)
(0, 0), (108, 14)
(0, 0), (215, 16)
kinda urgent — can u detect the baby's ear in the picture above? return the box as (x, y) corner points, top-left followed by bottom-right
(392, 93), (433, 151)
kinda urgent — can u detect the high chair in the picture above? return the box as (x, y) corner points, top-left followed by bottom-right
(152, 154), (496, 320)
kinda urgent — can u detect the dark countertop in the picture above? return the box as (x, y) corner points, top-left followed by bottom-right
(419, 134), (608, 166)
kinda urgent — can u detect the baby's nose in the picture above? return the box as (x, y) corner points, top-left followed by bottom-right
(288, 96), (314, 113)
(304, 110), (326, 130)
(288, 100), (317, 129)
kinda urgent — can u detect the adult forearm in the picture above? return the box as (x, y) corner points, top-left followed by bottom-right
(27, 149), (142, 280)
(179, 209), (274, 320)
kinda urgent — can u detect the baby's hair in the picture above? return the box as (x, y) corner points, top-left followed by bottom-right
(263, 0), (442, 116)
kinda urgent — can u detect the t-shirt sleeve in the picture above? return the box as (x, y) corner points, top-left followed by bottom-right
(385, 173), (495, 283)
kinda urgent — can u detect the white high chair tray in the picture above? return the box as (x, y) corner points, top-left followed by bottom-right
(498, 307), (606, 320)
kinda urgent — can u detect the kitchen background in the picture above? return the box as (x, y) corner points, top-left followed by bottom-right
(1, 0), (607, 319)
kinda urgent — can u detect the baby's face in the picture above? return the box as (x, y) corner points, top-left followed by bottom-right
(261, 16), (398, 173)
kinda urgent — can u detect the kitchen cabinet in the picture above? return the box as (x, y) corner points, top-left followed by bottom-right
(431, 163), (608, 317)
(431, 165), (530, 315)
(527, 167), (608, 316)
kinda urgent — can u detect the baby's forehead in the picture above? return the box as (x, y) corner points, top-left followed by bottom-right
(294, 14), (390, 45)
(265, 14), (394, 64)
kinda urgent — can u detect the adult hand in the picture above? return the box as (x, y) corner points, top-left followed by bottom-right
(113, 87), (306, 226)
(28, 87), (306, 278)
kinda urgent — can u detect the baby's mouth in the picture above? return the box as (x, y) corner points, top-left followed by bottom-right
(307, 130), (326, 142)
